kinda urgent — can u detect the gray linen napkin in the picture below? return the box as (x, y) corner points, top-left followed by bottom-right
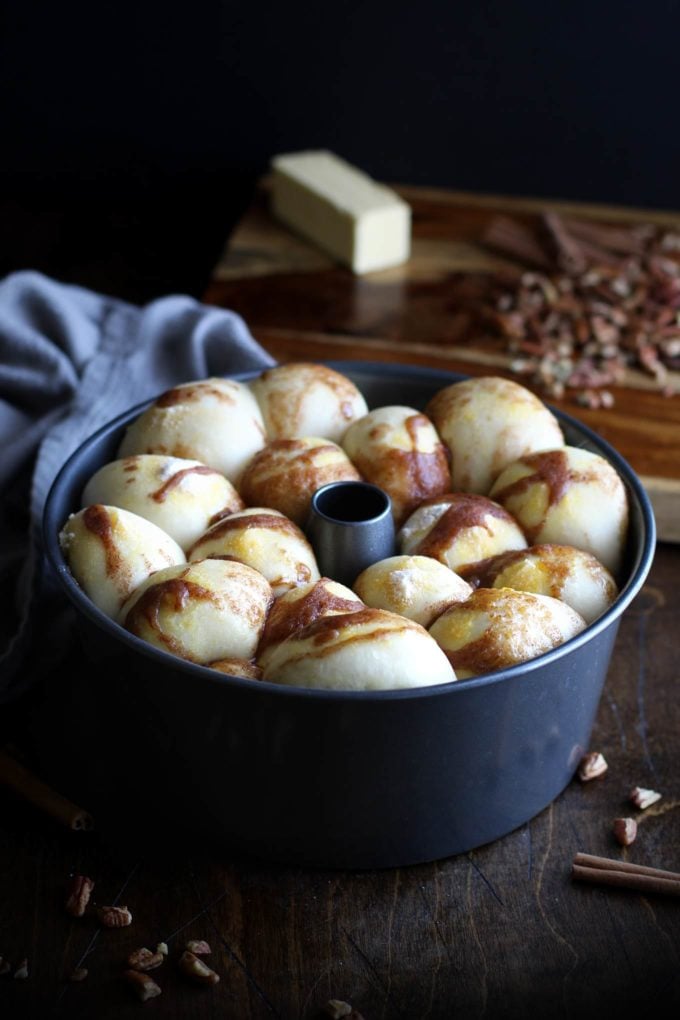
(0, 270), (275, 703)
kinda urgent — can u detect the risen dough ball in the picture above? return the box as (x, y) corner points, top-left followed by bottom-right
(239, 437), (361, 526)
(208, 657), (263, 680)
(81, 455), (244, 553)
(425, 376), (564, 494)
(341, 406), (451, 526)
(353, 555), (471, 627)
(257, 577), (364, 670)
(188, 506), (320, 596)
(488, 447), (629, 576)
(59, 505), (185, 619)
(251, 362), (368, 442)
(429, 587), (586, 679)
(117, 377), (266, 484)
(398, 493), (527, 572)
(120, 559), (272, 663)
(460, 543), (618, 624)
(262, 607), (457, 691)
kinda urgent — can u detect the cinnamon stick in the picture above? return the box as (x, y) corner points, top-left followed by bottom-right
(480, 216), (553, 269)
(561, 217), (646, 256)
(573, 852), (680, 881)
(572, 853), (680, 897)
(0, 749), (94, 831)
(541, 212), (587, 274)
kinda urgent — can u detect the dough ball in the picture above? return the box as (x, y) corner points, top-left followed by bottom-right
(398, 493), (527, 572)
(81, 454), (244, 553)
(251, 362), (368, 442)
(188, 506), (320, 596)
(262, 607), (457, 691)
(117, 377), (266, 484)
(488, 447), (629, 576)
(341, 406), (451, 526)
(257, 577), (364, 670)
(120, 559), (272, 663)
(239, 437), (361, 526)
(207, 658), (263, 680)
(425, 375), (564, 494)
(460, 543), (618, 625)
(353, 554), (471, 627)
(429, 587), (586, 679)
(59, 504), (185, 619)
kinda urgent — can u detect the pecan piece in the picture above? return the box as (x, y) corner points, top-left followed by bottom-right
(127, 947), (164, 972)
(613, 817), (638, 846)
(577, 751), (608, 782)
(322, 1001), (353, 1019)
(122, 969), (162, 1002)
(98, 905), (132, 928)
(14, 959), (28, 980)
(185, 939), (211, 956)
(65, 875), (95, 917)
(629, 786), (662, 810)
(68, 967), (89, 982)
(177, 950), (220, 985)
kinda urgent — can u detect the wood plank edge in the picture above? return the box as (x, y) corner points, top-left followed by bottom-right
(640, 476), (680, 544)
(246, 325), (680, 394)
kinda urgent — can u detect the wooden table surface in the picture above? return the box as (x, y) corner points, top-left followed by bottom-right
(2, 184), (679, 1020)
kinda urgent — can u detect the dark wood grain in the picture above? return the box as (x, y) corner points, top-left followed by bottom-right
(2, 183), (680, 1020)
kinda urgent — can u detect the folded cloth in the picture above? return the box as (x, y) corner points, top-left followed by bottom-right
(0, 270), (275, 703)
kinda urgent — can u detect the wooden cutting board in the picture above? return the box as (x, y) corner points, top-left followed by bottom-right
(204, 181), (680, 542)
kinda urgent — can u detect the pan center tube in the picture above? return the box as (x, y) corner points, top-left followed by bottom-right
(306, 481), (395, 587)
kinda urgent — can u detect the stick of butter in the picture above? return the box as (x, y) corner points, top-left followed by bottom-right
(271, 150), (411, 274)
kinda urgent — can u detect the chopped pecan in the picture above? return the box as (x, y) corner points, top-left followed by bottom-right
(322, 1001), (353, 1018)
(98, 905), (132, 928)
(476, 212), (680, 404)
(14, 959), (28, 980)
(629, 786), (662, 810)
(65, 875), (95, 917)
(177, 950), (220, 985)
(122, 969), (162, 1002)
(185, 939), (211, 956)
(68, 967), (89, 982)
(127, 947), (164, 971)
(577, 751), (608, 782)
(613, 817), (638, 846)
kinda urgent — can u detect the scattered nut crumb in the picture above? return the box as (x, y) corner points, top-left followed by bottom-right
(69, 967), (89, 982)
(122, 969), (162, 1002)
(185, 939), (211, 956)
(65, 875), (95, 918)
(613, 817), (638, 846)
(14, 959), (28, 980)
(177, 950), (220, 985)
(97, 905), (132, 928)
(629, 786), (662, 810)
(156, 942), (168, 957)
(127, 947), (164, 971)
(322, 1001), (353, 1019)
(577, 751), (608, 782)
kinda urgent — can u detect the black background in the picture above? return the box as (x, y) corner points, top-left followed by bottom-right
(2, 1), (679, 302)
